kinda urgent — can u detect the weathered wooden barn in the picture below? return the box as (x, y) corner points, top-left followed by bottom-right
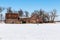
(5, 13), (20, 24)
(5, 13), (43, 24)
(30, 13), (43, 23)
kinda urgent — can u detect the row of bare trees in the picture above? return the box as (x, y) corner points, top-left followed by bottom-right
(7, 7), (29, 17)
(31, 9), (57, 22)
(0, 7), (58, 22)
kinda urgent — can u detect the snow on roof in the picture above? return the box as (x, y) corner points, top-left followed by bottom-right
(19, 14), (30, 18)
(19, 16), (30, 18)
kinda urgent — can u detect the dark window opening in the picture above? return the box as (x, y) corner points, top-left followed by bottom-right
(18, 17), (20, 20)
(39, 22), (43, 23)
(22, 21), (26, 23)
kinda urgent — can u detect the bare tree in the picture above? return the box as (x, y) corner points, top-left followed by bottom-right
(34, 10), (39, 14)
(31, 9), (48, 23)
(0, 7), (4, 22)
(18, 9), (23, 17)
(39, 9), (47, 22)
(39, 9), (44, 16)
(25, 11), (29, 17)
(31, 10), (39, 17)
(50, 9), (57, 22)
(7, 7), (12, 13)
(43, 12), (50, 22)
(39, 9), (50, 23)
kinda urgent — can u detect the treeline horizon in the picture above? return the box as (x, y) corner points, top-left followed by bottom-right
(0, 7), (58, 22)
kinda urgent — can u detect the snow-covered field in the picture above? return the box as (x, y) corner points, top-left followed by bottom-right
(0, 24), (60, 40)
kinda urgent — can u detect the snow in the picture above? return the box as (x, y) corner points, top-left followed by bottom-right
(0, 24), (60, 40)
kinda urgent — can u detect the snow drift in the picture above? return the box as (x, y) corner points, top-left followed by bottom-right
(0, 24), (60, 40)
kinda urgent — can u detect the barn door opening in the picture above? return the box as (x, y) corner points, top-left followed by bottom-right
(22, 21), (26, 23)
